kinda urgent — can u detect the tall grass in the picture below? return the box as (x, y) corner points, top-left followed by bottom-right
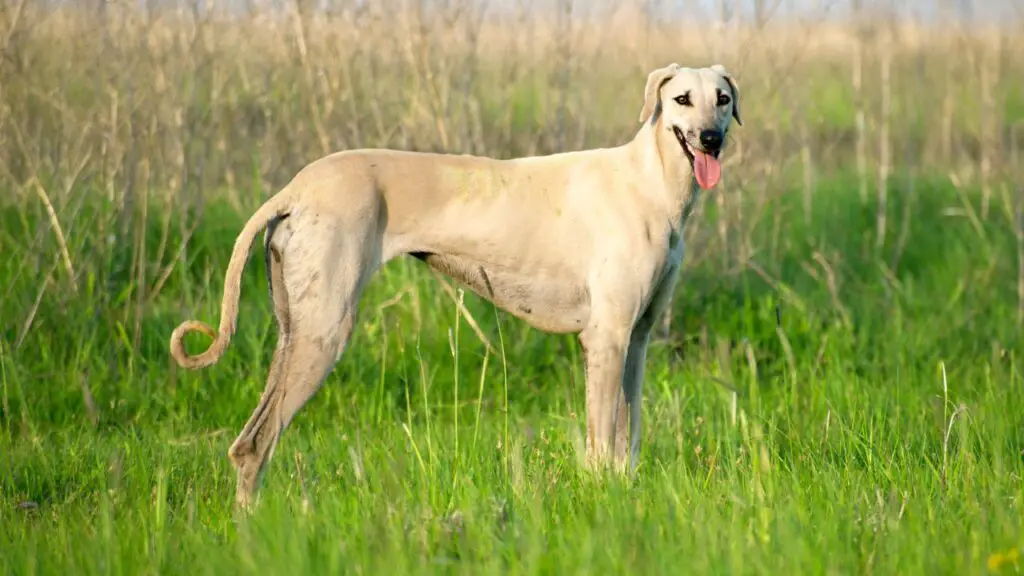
(1, 1), (1023, 574)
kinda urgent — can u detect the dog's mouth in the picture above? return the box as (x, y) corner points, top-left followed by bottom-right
(672, 126), (722, 190)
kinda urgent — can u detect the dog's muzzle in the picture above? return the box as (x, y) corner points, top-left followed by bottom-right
(672, 126), (724, 190)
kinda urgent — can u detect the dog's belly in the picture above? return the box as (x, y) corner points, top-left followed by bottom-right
(410, 252), (590, 333)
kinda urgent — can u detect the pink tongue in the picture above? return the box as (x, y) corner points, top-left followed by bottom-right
(693, 149), (722, 190)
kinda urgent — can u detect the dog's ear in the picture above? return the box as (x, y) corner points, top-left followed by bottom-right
(638, 63), (680, 124)
(711, 64), (742, 126)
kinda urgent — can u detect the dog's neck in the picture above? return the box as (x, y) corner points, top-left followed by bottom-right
(628, 114), (701, 231)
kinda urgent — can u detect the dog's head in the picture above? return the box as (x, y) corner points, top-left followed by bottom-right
(637, 63), (742, 190)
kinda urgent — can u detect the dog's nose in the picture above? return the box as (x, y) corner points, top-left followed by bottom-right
(699, 130), (723, 151)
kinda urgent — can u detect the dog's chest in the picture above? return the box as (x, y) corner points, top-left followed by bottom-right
(637, 219), (684, 295)
(631, 224), (685, 323)
(658, 188), (698, 279)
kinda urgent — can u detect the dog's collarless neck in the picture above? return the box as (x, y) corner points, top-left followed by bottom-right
(631, 122), (700, 228)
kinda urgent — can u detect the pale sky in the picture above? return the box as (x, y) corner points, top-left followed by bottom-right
(118, 0), (1024, 26)
(542, 0), (1020, 24)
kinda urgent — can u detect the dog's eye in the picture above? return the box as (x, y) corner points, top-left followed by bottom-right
(717, 92), (732, 107)
(673, 93), (691, 107)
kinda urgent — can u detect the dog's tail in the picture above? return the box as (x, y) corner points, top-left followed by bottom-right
(169, 192), (293, 370)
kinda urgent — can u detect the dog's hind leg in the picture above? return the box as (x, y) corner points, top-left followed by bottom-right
(227, 239), (292, 509)
(227, 219), (374, 509)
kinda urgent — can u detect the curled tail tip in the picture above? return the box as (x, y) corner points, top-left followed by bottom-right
(169, 320), (223, 370)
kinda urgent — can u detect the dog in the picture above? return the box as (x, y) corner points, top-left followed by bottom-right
(169, 63), (741, 508)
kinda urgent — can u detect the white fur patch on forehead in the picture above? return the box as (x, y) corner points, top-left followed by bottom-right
(637, 63), (743, 125)
(663, 64), (744, 126)
(662, 68), (725, 92)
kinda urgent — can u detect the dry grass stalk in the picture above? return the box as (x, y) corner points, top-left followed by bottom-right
(289, 0), (332, 157)
(851, 0), (869, 204)
(79, 369), (100, 427)
(1, 0), (29, 52)
(875, 18), (892, 253)
(939, 0), (957, 166)
(29, 177), (77, 294)
(1017, 185), (1024, 325)
(812, 251), (853, 331)
(15, 256), (60, 350)
(429, 269), (497, 357)
(800, 111), (813, 222)
(978, 31), (1000, 220)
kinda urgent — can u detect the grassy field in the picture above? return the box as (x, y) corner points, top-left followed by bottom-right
(2, 1), (1024, 574)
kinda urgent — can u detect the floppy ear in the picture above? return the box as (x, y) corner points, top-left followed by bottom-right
(711, 64), (742, 126)
(638, 63), (680, 124)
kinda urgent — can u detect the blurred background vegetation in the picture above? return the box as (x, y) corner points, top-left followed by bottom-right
(3, 2), (1024, 573)
(0, 0), (1021, 441)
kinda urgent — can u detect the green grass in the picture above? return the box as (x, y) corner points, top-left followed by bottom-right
(1, 173), (1023, 575)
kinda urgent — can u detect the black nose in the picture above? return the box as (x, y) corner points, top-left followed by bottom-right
(699, 130), (723, 151)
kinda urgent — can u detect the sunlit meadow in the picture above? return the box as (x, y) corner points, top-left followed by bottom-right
(1, 0), (1022, 573)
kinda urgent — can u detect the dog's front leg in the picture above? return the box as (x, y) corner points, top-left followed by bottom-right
(580, 326), (631, 471)
(616, 329), (652, 471)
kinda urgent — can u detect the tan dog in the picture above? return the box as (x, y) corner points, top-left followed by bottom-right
(170, 63), (742, 508)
